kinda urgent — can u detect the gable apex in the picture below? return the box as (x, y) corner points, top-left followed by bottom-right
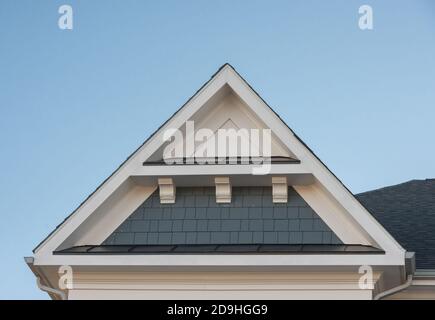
(33, 64), (405, 267)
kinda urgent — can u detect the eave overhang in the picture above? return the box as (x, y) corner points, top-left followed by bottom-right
(132, 163), (314, 187)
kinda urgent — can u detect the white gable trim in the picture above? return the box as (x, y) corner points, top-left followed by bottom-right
(35, 253), (404, 267)
(225, 66), (404, 255)
(34, 64), (405, 266)
(34, 65), (231, 257)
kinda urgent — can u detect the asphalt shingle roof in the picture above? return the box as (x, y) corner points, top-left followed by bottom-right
(356, 179), (435, 270)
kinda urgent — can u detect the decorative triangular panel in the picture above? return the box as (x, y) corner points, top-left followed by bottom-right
(104, 187), (342, 245)
(146, 86), (295, 162)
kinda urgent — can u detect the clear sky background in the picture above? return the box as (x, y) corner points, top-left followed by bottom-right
(0, 0), (434, 299)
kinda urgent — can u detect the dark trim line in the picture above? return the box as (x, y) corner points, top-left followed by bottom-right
(143, 156), (300, 166)
(54, 244), (384, 255)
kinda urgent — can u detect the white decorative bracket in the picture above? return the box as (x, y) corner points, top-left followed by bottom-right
(215, 177), (231, 203)
(272, 176), (288, 203)
(158, 178), (176, 204)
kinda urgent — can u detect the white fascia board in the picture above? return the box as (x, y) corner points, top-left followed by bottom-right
(34, 253), (405, 267)
(294, 183), (372, 245)
(34, 173), (137, 257)
(224, 68), (405, 258)
(134, 163), (310, 176)
(35, 180), (156, 258)
(60, 183), (157, 250)
(33, 66), (232, 257)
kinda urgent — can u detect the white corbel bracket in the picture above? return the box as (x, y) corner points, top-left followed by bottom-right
(272, 176), (288, 203)
(215, 177), (231, 203)
(158, 178), (176, 204)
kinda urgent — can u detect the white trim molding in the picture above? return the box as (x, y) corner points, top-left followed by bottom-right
(65, 269), (381, 300)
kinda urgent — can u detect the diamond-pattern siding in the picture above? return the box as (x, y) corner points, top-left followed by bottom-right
(103, 187), (342, 245)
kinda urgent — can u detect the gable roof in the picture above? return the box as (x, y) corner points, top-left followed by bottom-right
(357, 179), (435, 269)
(32, 63), (405, 267)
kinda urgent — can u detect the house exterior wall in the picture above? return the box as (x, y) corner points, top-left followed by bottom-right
(387, 285), (435, 300)
(68, 289), (372, 300)
(103, 187), (342, 246)
(66, 270), (376, 300)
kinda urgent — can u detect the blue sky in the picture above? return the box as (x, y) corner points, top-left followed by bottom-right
(0, 0), (434, 299)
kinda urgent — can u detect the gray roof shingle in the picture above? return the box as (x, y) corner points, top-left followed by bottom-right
(356, 179), (435, 269)
(103, 186), (343, 246)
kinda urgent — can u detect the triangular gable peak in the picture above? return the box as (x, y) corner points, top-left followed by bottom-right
(145, 83), (295, 163)
(33, 64), (404, 267)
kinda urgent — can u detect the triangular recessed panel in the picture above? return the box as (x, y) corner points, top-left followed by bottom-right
(147, 86), (296, 162)
(103, 187), (343, 246)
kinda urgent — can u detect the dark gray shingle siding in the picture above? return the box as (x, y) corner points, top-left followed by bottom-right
(357, 179), (435, 269)
(103, 187), (342, 245)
